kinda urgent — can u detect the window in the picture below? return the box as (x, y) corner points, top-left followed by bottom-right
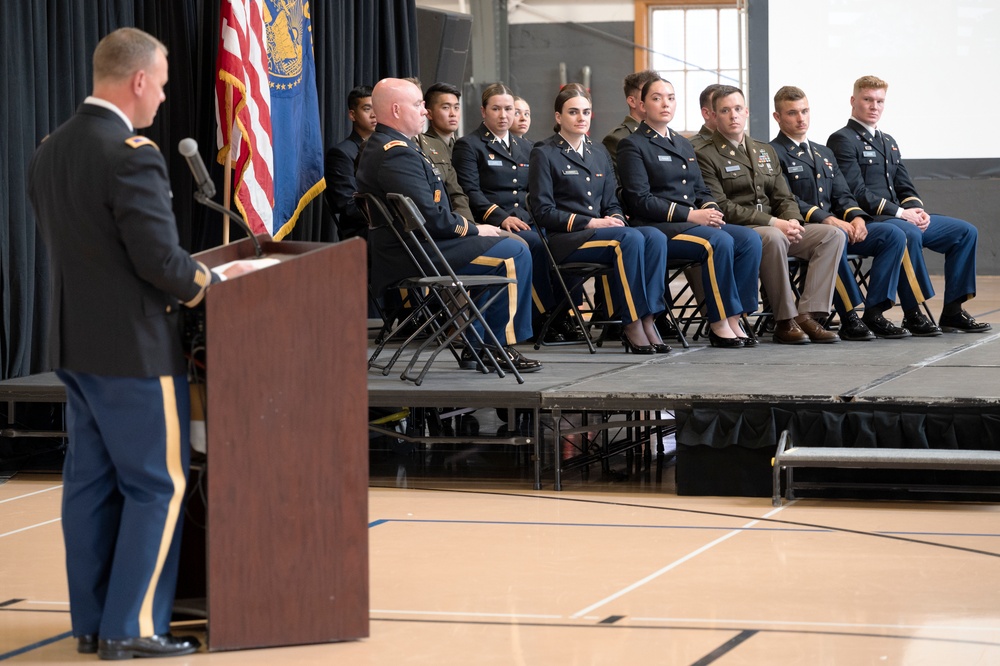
(635, 1), (747, 133)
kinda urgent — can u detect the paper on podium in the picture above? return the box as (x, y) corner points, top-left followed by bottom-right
(213, 256), (281, 278)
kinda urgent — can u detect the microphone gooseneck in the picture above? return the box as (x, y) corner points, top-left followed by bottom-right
(179, 138), (263, 258)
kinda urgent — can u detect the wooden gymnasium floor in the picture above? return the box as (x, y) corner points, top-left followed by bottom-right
(2, 277), (1000, 664)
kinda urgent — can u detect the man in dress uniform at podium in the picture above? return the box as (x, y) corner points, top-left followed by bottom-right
(28, 27), (255, 660)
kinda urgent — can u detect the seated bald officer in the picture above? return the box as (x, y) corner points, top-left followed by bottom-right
(695, 85), (845, 344)
(452, 82), (554, 319)
(827, 75), (989, 333)
(617, 77), (762, 348)
(356, 78), (541, 372)
(770, 85), (908, 341)
(530, 85), (670, 354)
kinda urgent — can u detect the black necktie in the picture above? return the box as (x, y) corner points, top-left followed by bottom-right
(799, 141), (809, 155)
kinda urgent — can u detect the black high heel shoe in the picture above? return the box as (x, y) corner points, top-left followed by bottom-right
(736, 320), (758, 347)
(708, 329), (743, 349)
(622, 332), (656, 354)
(646, 331), (672, 354)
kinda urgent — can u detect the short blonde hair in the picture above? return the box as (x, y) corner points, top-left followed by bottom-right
(93, 27), (166, 84)
(853, 75), (888, 96)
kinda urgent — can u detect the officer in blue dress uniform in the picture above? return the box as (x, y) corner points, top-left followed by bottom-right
(770, 85), (906, 340)
(452, 82), (554, 319)
(617, 78), (762, 348)
(26, 28), (263, 660)
(827, 75), (989, 333)
(529, 85), (669, 354)
(356, 78), (541, 371)
(323, 85), (375, 240)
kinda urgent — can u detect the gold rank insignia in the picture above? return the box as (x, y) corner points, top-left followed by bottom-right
(383, 140), (408, 151)
(125, 136), (157, 150)
(434, 189), (441, 203)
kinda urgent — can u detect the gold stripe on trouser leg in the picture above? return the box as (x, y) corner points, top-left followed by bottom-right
(531, 286), (544, 313)
(601, 277), (613, 318)
(138, 377), (187, 637)
(834, 276), (857, 312)
(399, 288), (411, 309)
(674, 233), (727, 319)
(900, 247), (926, 304)
(579, 240), (637, 322)
(471, 255), (518, 343)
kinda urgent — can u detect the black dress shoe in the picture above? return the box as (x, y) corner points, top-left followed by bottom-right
(646, 330), (672, 353)
(901, 311), (943, 336)
(736, 321), (758, 347)
(551, 315), (582, 341)
(460, 346), (543, 372)
(862, 313), (911, 339)
(98, 634), (200, 660)
(621, 331), (655, 354)
(708, 329), (743, 348)
(77, 634), (98, 654)
(839, 312), (876, 341)
(938, 310), (992, 333)
(502, 346), (543, 372)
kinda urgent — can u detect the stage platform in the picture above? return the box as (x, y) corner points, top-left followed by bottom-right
(4, 299), (999, 496)
(367, 330), (1000, 411)
(366, 327), (1000, 491)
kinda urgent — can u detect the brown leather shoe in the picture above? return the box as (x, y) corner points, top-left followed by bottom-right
(794, 314), (840, 343)
(773, 318), (810, 344)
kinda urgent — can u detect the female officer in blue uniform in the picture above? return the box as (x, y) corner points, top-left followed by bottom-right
(453, 82), (553, 319)
(529, 85), (669, 353)
(617, 78), (762, 348)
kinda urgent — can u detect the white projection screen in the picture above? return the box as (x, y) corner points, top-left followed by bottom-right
(766, 0), (1000, 159)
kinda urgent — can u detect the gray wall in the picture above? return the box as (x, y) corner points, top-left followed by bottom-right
(508, 21), (633, 145)
(910, 176), (1000, 275)
(504, 18), (999, 276)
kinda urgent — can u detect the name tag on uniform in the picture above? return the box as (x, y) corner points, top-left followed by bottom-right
(487, 159), (503, 166)
(562, 169), (579, 175)
(725, 165), (741, 173)
(786, 165), (804, 173)
(658, 155), (672, 162)
(863, 150), (877, 158)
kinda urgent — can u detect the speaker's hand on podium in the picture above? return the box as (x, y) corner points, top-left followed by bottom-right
(214, 257), (281, 281)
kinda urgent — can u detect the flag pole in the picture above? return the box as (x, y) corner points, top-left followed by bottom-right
(222, 83), (233, 244)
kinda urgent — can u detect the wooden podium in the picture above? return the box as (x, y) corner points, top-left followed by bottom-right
(192, 236), (369, 651)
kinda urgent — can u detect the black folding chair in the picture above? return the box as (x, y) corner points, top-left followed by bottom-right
(531, 226), (627, 354)
(356, 193), (509, 384)
(385, 193), (525, 385)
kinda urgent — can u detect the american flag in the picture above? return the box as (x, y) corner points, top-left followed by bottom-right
(216, 0), (274, 237)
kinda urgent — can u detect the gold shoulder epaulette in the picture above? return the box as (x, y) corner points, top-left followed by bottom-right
(125, 136), (158, 150)
(383, 140), (408, 151)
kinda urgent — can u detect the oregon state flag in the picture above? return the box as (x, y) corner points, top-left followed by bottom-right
(264, 0), (325, 239)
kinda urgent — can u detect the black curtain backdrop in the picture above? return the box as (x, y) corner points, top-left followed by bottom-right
(1, 0), (417, 380)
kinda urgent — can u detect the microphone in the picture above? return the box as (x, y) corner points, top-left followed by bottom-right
(178, 138), (216, 199)
(178, 138), (263, 258)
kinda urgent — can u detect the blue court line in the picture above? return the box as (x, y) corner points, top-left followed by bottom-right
(0, 630), (71, 661)
(370, 517), (1000, 539)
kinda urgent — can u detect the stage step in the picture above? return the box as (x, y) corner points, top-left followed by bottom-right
(772, 431), (1000, 506)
